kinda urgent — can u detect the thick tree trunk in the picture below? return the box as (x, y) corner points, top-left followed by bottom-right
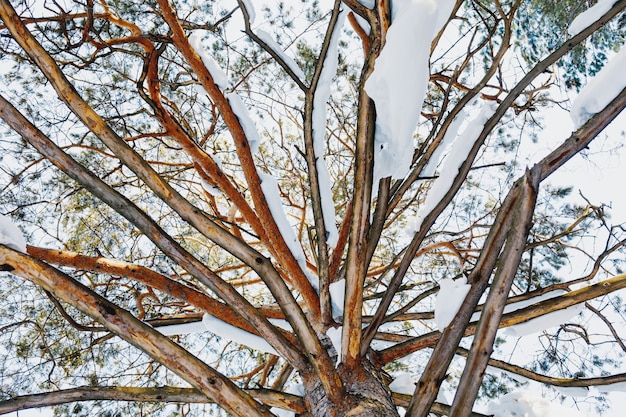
(302, 362), (399, 417)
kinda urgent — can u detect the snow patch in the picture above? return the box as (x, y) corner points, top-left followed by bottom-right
(570, 45), (626, 128)
(329, 278), (345, 318)
(202, 313), (278, 355)
(434, 277), (471, 330)
(389, 373), (417, 395)
(365, 0), (456, 183)
(488, 391), (591, 417)
(595, 381), (626, 392)
(0, 214), (26, 253)
(156, 320), (207, 336)
(567, 0), (618, 36)
(326, 326), (342, 365)
(556, 386), (590, 398)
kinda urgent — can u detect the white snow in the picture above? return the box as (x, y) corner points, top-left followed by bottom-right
(202, 313), (278, 355)
(503, 291), (583, 337)
(364, 0), (456, 183)
(329, 278), (345, 318)
(239, 0), (256, 24)
(258, 172), (306, 264)
(434, 277), (471, 330)
(567, 0), (618, 36)
(0, 214), (26, 253)
(200, 178), (221, 196)
(258, 171), (321, 289)
(411, 103), (496, 233)
(155, 320), (207, 336)
(594, 381), (626, 392)
(188, 31), (229, 90)
(389, 373), (417, 395)
(556, 386), (590, 398)
(326, 326), (342, 365)
(311, 9), (346, 247)
(488, 391), (591, 417)
(226, 92), (261, 154)
(255, 30), (306, 81)
(570, 44), (626, 128)
(420, 110), (466, 177)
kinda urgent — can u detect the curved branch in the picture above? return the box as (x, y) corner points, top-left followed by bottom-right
(455, 347), (626, 389)
(0, 386), (305, 415)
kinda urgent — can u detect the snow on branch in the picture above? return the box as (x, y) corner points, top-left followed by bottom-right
(202, 313), (279, 355)
(488, 391), (591, 417)
(364, 0), (456, 184)
(238, 0), (256, 24)
(188, 31), (229, 90)
(226, 92), (261, 154)
(311, 9), (347, 248)
(258, 171), (319, 289)
(501, 290), (583, 337)
(567, 0), (619, 36)
(410, 103), (497, 234)
(570, 44), (626, 128)
(255, 30), (306, 82)
(0, 214), (26, 253)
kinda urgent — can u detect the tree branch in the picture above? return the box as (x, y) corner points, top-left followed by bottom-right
(0, 246), (275, 417)
(0, 92), (307, 370)
(0, 386), (305, 415)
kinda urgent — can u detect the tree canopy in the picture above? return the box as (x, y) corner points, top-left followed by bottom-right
(0, 0), (625, 416)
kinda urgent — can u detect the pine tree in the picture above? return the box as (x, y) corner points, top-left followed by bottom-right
(0, 1), (625, 416)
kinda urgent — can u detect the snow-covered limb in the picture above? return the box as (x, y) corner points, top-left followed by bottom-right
(570, 44), (626, 128)
(188, 31), (229, 90)
(365, 0), (456, 183)
(468, 289), (584, 336)
(258, 172), (306, 266)
(503, 303), (583, 337)
(0, 214), (26, 253)
(255, 30), (306, 82)
(238, 0), (256, 24)
(311, 8), (347, 248)
(567, 0), (618, 36)
(411, 103), (497, 234)
(226, 93), (261, 154)
(257, 171), (322, 291)
(420, 110), (466, 178)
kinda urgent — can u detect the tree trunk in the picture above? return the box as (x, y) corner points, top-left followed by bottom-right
(302, 362), (400, 417)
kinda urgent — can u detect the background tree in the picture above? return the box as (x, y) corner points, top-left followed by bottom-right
(0, 0), (625, 416)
